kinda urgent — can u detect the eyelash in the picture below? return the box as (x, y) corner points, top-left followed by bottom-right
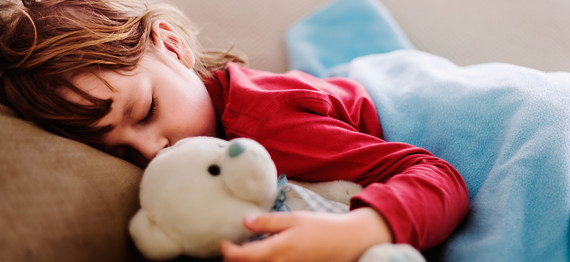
(139, 96), (157, 124)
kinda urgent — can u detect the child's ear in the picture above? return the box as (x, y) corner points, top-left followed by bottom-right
(150, 20), (195, 69)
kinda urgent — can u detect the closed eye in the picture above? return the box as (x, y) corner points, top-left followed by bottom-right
(139, 96), (157, 124)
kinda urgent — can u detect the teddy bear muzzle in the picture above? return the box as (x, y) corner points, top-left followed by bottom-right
(220, 139), (279, 207)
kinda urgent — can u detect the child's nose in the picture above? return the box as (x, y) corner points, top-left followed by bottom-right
(135, 138), (169, 162)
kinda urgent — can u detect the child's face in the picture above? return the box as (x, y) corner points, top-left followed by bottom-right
(65, 47), (217, 166)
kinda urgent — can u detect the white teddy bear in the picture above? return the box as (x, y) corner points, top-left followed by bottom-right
(129, 136), (425, 262)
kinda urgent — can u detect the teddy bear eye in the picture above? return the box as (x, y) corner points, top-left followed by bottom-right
(208, 164), (221, 176)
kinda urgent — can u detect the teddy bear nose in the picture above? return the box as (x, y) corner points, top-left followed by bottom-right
(228, 140), (245, 158)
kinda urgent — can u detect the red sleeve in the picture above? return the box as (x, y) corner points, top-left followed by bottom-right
(217, 65), (469, 250)
(257, 105), (467, 250)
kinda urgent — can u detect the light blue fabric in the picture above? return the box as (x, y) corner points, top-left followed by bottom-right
(286, 0), (413, 78)
(350, 51), (570, 262)
(285, 0), (570, 261)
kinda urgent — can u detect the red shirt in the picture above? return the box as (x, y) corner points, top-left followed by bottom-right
(205, 63), (468, 250)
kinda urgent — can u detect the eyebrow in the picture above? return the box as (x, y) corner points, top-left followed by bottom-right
(123, 101), (134, 122)
(118, 77), (142, 123)
(92, 71), (135, 123)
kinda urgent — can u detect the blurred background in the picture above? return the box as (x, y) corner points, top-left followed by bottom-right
(165, 0), (570, 73)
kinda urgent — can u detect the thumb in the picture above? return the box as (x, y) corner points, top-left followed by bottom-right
(243, 212), (299, 234)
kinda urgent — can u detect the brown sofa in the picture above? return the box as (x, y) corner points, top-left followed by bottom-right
(1, 0), (569, 261)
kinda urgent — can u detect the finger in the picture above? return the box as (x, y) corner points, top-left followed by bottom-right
(244, 212), (299, 234)
(219, 240), (244, 262)
(219, 238), (279, 261)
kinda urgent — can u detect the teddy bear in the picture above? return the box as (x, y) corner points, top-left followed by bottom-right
(129, 136), (425, 262)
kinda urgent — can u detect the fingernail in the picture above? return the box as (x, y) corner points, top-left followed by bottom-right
(244, 215), (257, 225)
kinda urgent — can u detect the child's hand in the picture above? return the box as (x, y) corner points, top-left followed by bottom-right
(219, 207), (393, 262)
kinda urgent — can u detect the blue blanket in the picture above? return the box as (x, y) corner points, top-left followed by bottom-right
(286, 0), (570, 261)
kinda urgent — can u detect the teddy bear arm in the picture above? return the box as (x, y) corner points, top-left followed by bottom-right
(129, 210), (184, 260)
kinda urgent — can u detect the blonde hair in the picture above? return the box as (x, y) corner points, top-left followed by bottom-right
(0, 0), (245, 145)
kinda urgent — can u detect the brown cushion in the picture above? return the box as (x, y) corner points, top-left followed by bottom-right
(0, 104), (144, 261)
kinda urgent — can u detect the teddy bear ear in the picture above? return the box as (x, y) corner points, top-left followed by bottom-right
(129, 210), (183, 260)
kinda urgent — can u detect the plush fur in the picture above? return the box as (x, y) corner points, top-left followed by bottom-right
(129, 136), (425, 262)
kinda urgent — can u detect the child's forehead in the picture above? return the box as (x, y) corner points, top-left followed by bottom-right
(63, 69), (129, 104)
(61, 49), (164, 105)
